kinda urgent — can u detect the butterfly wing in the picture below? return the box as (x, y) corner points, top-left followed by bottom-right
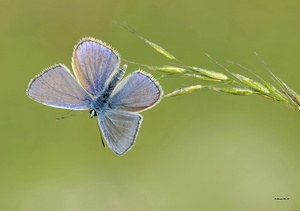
(109, 71), (163, 112)
(26, 64), (91, 110)
(72, 37), (121, 97)
(98, 71), (162, 155)
(98, 110), (142, 155)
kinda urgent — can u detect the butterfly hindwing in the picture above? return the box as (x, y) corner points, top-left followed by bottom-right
(109, 71), (163, 112)
(98, 110), (142, 155)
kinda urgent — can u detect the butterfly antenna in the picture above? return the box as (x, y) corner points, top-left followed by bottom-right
(100, 133), (105, 148)
(96, 125), (105, 148)
(56, 110), (76, 120)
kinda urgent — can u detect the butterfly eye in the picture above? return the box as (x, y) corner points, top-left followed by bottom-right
(89, 109), (97, 118)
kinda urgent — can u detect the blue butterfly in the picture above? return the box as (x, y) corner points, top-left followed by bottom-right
(26, 37), (163, 155)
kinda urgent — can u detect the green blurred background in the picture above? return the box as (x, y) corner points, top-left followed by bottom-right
(1, 0), (300, 210)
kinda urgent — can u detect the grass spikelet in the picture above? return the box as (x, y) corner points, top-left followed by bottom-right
(143, 40), (177, 60)
(165, 85), (203, 97)
(263, 82), (290, 103)
(232, 73), (270, 94)
(189, 66), (229, 81)
(255, 52), (300, 110)
(148, 65), (187, 74)
(183, 73), (223, 82)
(281, 82), (300, 106)
(117, 23), (177, 60)
(211, 87), (255, 96)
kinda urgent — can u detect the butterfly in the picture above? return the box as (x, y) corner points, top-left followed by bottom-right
(26, 37), (163, 155)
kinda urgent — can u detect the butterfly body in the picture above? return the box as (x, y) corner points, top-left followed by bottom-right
(90, 65), (127, 113)
(27, 37), (162, 155)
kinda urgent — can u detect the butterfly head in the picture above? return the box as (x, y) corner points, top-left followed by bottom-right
(89, 109), (97, 118)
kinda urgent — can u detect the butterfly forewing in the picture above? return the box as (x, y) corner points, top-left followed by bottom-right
(98, 110), (142, 155)
(72, 38), (121, 97)
(27, 64), (91, 110)
(109, 71), (163, 112)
